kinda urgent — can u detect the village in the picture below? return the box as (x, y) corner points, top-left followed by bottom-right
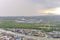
(0, 28), (59, 40)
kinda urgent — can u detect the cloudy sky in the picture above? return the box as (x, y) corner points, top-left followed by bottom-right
(0, 0), (60, 16)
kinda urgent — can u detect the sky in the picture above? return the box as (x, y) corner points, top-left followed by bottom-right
(0, 0), (60, 16)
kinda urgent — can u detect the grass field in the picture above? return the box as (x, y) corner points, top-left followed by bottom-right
(0, 20), (60, 32)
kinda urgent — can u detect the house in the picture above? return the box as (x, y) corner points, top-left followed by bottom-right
(47, 31), (60, 38)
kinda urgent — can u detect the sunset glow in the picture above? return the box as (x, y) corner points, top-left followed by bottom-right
(40, 7), (60, 15)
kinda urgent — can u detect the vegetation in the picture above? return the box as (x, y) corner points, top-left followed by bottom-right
(0, 20), (60, 32)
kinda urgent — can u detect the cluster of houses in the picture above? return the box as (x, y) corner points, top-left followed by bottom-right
(6, 28), (45, 37)
(0, 31), (37, 40)
(0, 28), (60, 40)
(46, 31), (60, 38)
(7, 28), (60, 38)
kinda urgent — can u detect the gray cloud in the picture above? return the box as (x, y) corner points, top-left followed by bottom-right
(0, 0), (60, 16)
(0, 0), (37, 16)
(34, 0), (60, 9)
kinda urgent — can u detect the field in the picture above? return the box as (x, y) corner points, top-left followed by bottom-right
(0, 20), (60, 32)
